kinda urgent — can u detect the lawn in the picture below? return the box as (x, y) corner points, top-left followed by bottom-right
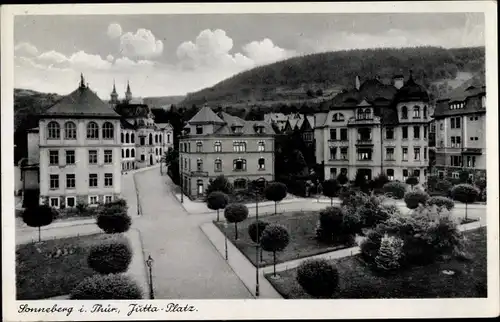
(266, 227), (487, 299)
(16, 233), (128, 300)
(214, 211), (350, 267)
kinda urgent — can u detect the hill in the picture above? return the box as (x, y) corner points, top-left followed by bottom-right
(143, 95), (185, 109)
(180, 46), (485, 107)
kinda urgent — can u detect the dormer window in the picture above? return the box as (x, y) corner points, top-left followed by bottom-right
(232, 125), (243, 134)
(196, 126), (203, 135)
(413, 106), (420, 118)
(357, 108), (371, 120)
(254, 124), (265, 134)
(332, 113), (345, 122)
(401, 106), (408, 119)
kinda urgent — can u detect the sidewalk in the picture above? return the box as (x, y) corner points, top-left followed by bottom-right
(16, 222), (101, 245)
(126, 229), (150, 299)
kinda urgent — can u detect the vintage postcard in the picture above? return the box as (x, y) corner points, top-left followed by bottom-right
(1, 1), (499, 320)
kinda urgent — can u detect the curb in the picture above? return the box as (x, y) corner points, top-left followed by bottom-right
(126, 228), (150, 299)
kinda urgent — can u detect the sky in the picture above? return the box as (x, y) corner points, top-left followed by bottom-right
(14, 13), (485, 99)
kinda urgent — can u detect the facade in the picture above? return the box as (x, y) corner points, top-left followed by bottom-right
(264, 112), (288, 131)
(432, 83), (486, 180)
(179, 105), (276, 200)
(283, 113), (315, 146)
(314, 73), (430, 183)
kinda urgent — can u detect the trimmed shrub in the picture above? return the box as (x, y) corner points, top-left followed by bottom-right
(375, 234), (404, 272)
(22, 189), (40, 208)
(405, 176), (419, 189)
(22, 205), (56, 242)
(336, 173), (349, 185)
(383, 181), (407, 199)
(96, 210), (132, 234)
(264, 182), (288, 214)
(70, 274), (142, 299)
(207, 191), (229, 222)
(322, 179), (340, 205)
(224, 203), (249, 239)
(248, 220), (270, 243)
(317, 206), (344, 242)
(427, 196), (455, 210)
(205, 175), (233, 199)
(296, 259), (339, 298)
(451, 184), (480, 220)
(261, 224), (290, 276)
(87, 240), (132, 274)
(372, 174), (390, 190)
(404, 191), (430, 209)
(436, 179), (453, 194)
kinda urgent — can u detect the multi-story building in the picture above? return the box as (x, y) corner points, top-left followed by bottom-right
(314, 73), (430, 183)
(179, 105), (276, 199)
(432, 83), (486, 180)
(263, 112), (288, 131)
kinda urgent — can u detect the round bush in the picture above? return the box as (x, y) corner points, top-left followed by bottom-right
(207, 191), (229, 211)
(70, 274), (142, 299)
(404, 191), (430, 209)
(97, 211), (132, 234)
(427, 196), (455, 210)
(296, 259), (339, 298)
(260, 224), (290, 253)
(87, 240), (132, 274)
(383, 181), (407, 199)
(248, 220), (270, 243)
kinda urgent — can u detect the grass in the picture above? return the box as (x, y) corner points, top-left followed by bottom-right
(214, 211), (349, 267)
(16, 233), (128, 300)
(266, 227), (487, 299)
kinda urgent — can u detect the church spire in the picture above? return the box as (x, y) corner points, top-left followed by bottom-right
(110, 79), (118, 104)
(112, 79), (117, 94)
(125, 80), (132, 102)
(79, 73), (86, 89)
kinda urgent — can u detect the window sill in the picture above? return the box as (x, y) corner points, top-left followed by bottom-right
(258, 168), (266, 171)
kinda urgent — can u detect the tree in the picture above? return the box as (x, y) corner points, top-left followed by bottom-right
(451, 184), (480, 221)
(375, 234), (404, 272)
(405, 176), (419, 190)
(336, 173), (349, 186)
(264, 182), (288, 215)
(260, 224), (290, 277)
(404, 191), (430, 209)
(205, 175), (233, 199)
(322, 179), (340, 206)
(224, 203), (249, 239)
(207, 191), (229, 221)
(248, 220), (270, 261)
(354, 170), (367, 190)
(163, 147), (179, 167)
(296, 259), (339, 298)
(22, 205), (56, 242)
(306, 89), (315, 98)
(383, 181), (407, 199)
(372, 174), (390, 191)
(315, 89), (324, 97)
(459, 170), (470, 184)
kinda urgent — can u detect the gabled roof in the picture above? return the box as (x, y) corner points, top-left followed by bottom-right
(156, 123), (173, 131)
(357, 99), (371, 107)
(44, 85), (120, 118)
(188, 105), (225, 125)
(433, 82), (486, 118)
(213, 112), (275, 136)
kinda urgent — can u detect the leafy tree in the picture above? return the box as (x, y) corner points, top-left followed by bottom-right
(354, 170), (368, 191)
(404, 191), (430, 209)
(163, 147), (179, 167)
(260, 224), (290, 277)
(96, 204), (132, 234)
(264, 182), (288, 215)
(383, 181), (407, 199)
(248, 220), (270, 261)
(205, 175), (233, 199)
(22, 205), (56, 242)
(207, 191), (229, 221)
(427, 196), (455, 211)
(70, 274), (142, 299)
(372, 174), (390, 190)
(405, 176), (419, 190)
(224, 203), (249, 239)
(451, 184), (480, 221)
(322, 179), (340, 206)
(296, 259), (339, 298)
(436, 179), (453, 195)
(375, 234), (404, 273)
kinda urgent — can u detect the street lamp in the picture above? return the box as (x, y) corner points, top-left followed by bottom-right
(145, 255), (155, 299)
(254, 183), (261, 297)
(223, 220), (228, 260)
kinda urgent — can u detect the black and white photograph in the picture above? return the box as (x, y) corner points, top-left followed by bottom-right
(1, 2), (498, 320)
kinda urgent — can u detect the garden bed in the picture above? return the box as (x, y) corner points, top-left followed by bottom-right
(16, 233), (128, 300)
(266, 227), (487, 299)
(214, 211), (350, 267)
(461, 217), (480, 224)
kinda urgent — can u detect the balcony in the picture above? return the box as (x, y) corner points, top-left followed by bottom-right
(348, 116), (381, 126)
(190, 171), (208, 177)
(355, 139), (373, 146)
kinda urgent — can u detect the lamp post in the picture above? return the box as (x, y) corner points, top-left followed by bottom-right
(145, 255), (155, 299)
(254, 183), (260, 297)
(224, 220), (228, 260)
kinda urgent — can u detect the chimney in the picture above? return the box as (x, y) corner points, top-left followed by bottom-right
(355, 75), (361, 90)
(393, 74), (404, 90)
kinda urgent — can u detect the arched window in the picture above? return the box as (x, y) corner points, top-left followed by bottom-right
(121, 133), (124, 143)
(121, 149), (124, 158)
(233, 159), (247, 171)
(159, 135), (162, 143)
(401, 106), (408, 119)
(332, 113), (345, 122)
(159, 148), (162, 155)
(214, 158), (222, 172)
(234, 178), (247, 190)
(357, 109), (364, 119)
(156, 148), (158, 155)
(364, 108), (371, 119)
(196, 142), (203, 152)
(413, 106), (420, 118)
(149, 133), (153, 145)
(214, 141), (222, 152)
(102, 122), (114, 139)
(126, 149), (130, 158)
(258, 141), (265, 152)
(423, 106), (428, 118)
(131, 149), (135, 158)
(258, 158), (265, 170)
(125, 133), (130, 143)
(197, 158), (203, 171)
(131, 133), (135, 143)
(64, 122), (76, 140)
(47, 121), (61, 139)
(87, 122), (99, 139)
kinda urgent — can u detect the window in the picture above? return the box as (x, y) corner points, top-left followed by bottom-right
(330, 168), (337, 179)
(357, 128), (371, 141)
(450, 116), (461, 129)
(47, 121), (61, 139)
(87, 122), (99, 139)
(88, 150), (98, 164)
(105, 195), (113, 203)
(414, 147), (420, 160)
(140, 137), (145, 146)
(386, 169), (394, 181)
(104, 150), (113, 164)
(330, 129), (337, 140)
(183, 158), (187, 169)
(214, 141), (222, 152)
(423, 106), (428, 118)
(330, 147), (337, 160)
(340, 148), (348, 160)
(102, 122), (114, 139)
(332, 113), (345, 122)
(386, 127), (394, 140)
(423, 126), (428, 139)
(467, 156), (477, 168)
(402, 126), (408, 139)
(125, 149), (130, 158)
(167, 134), (171, 143)
(122, 149), (125, 158)
(414, 169), (420, 178)
(196, 142), (203, 152)
(104, 173), (113, 187)
(50, 174), (59, 190)
(131, 149), (136, 158)
(413, 126), (420, 139)
(258, 141), (265, 151)
(149, 134), (153, 145)
(438, 171), (445, 179)
(89, 174), (98, 187)
(66, 196), (76, 208)
(196, 126), (203, 135)
(131, 133), (135, 143)
(424, 147), (428, 160)
(401, 106), (408, 119)
(258, 158), (265, 170)
(450, 155), (463, 167)
(66, 174), (75, 188)
(89, 196), (98, 205)
(386, 148), (395, 160)
(197, 158), (203, 171)
(233, 142), (246, 152)
(121, 133), (125, 143)
(357, 109), (364, 119)
(124, 133), (129, 143)
(233, 159), (247, 171)
(234, 179), (247, 190)
(357, 148), (372, 161)
(403, 169), (409, 181)
(340, 128), (348, 141)
(451, 136), (462, 148)
(155, 134), (158, 144)
(64, 122), (77, 139)
(452, 172), (459, 179)
(340, 168), (347, 175)
(440, 123), (444, 130)
(413, 106), (420, 118)
(215, 159), (222, 172)
(402, 147), (408, 161)
(50, 197), (59, 208)
(49, 150), (59, 165)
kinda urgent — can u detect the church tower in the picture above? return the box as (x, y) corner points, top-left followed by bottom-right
(110, 80), (118, 105)
(125, 80), (132, 103)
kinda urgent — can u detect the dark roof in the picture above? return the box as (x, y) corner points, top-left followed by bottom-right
(115, 103), (151, 118)
(44, 85), (120, 118)
(120, 118), (136, 130)
(213, 112), (275, 136)
(188, 105), (225, 124)
(393, 75), (429, 103)
(433, 84), (486, 118)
